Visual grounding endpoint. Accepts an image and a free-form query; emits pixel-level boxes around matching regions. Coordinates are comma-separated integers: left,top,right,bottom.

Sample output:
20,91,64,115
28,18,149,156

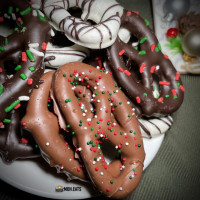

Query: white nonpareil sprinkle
125,142,129,146
94,115,97,118
46,142,50,146
87,118,91,121
92,161,96,165
84,127,87,130
92,94,95,98
127,101,130,104
18,96,30,101
100,172,104,176
32,10,37,16
29,47,44,57
28,43,39,48
94,86,97,90
12,13,16,20
31,4,40,9
102,86,105,89
50,29,55,37
156,65,160,70
119,187,123,191
97,83,100,85
97,100,100,103
82,113,86,116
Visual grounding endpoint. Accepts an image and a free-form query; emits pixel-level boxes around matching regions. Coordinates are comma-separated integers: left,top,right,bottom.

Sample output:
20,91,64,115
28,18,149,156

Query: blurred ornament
182,28,200,57
166,28,179,38
163,0,191,22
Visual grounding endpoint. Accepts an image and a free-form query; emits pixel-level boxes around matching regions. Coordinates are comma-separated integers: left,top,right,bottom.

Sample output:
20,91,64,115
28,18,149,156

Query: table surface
1,0,200,200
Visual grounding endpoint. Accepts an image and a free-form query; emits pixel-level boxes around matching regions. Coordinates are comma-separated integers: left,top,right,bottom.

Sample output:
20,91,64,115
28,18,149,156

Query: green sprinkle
15,65,21,71
96,121,100,124
14,27,19,32
117,150,121,154
19,20,23,25
173,95,178,99
144,93,148,96
110,128,113,132
35,144,39,148
129,176,133,180
120,132,123,135
177,82,180,87
153,86,155,91
133,132,136,135
145,19,149,26
135,46,138,50
65,99,71,103
114,104,118,108
113,90,116,93
139,50,146,55
130,130,133,133
67,124,70,128
95,133,98,137
102,91,105,94
21,27,27,32
0,85,4,95
155,47,160,52
3,119,11,123
39,15,47,22
5,100,20,113
132,168,136,172
140,37,148,44
63,74,66,77
128,114,131,118
110,180,114,184
70,74,73,77
119,102,122,105
8,7,13,15
138,144,141,147
83,94,86,97
0,46,4,51
29,66,35,72
20,73,27,80
26,49,35,62
109,92,112,96
4,38,8,45
72,131,75,135
92,143,95,147
165,94,170,98
20,7,31,16
158,43,162,50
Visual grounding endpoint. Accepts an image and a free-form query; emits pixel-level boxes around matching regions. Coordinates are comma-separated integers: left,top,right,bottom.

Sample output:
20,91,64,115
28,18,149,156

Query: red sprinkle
171,89,177,95
21,122,26,126
14,103,21,110
17,17,22,22
126,11,132,16
150,66,156,73
95,167,99,171
89,69,92,73
0,17,4,22
118,49,125,56
118,67,124,72
133,10,139,15
106,188,110,192
22,52,27,62
21,137,28,144
175,72,180,81
140,63,146,73
158,97,164,102
0,122,3,127
159,81,170,86
77,168,81,172
179,85,185,92
164,54,169,59
27,78,33,85
0,67,3,73
136,96,141,104
151,44,156,51
42,42,47,50
124,70,131,76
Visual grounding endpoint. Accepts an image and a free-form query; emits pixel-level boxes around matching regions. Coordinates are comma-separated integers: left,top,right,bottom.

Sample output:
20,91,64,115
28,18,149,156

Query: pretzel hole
100,140,120,163
50,30,75,47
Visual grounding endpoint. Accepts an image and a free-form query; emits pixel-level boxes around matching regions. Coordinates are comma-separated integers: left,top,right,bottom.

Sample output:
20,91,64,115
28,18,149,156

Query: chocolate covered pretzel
107,10,184,116
22,71,86,181
0,0,50,122
52,62,145,198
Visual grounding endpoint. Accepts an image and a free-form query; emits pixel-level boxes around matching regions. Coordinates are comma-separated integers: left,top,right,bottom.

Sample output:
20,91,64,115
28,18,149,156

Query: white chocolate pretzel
43,0,124,49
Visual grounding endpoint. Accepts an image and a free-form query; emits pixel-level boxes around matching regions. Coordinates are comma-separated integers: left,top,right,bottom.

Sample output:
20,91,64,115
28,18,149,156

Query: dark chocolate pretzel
52,62,145,198
0,109,40,163
107,10,184,116
0,0,50,122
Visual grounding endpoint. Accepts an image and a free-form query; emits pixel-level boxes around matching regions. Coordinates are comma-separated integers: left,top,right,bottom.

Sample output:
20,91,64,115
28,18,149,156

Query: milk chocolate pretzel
52,62,145,198
0,0,50,122
22,71,86,181
0,109,40,163
107,10,185,116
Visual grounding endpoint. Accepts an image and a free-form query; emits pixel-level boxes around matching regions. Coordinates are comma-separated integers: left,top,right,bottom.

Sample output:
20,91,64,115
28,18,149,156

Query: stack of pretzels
0,0,184,198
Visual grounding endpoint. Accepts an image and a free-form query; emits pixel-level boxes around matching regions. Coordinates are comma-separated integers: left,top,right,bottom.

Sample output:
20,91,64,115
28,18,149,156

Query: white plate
0,135,164,199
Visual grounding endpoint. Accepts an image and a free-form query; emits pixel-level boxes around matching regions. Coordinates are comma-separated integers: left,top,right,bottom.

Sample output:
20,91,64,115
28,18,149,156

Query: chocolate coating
0,0,50,122
52,62,145,198
107,10,184,116
0,109,40,163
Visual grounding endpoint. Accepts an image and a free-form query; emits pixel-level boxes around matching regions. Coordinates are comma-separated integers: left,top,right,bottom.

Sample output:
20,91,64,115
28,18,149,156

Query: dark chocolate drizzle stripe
107,10,184,116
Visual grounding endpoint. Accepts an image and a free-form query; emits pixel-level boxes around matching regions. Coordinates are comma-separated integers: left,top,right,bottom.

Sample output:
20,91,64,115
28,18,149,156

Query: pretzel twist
22,71,86,181
0,0,50,122
107,10,184,116
52,62,145,198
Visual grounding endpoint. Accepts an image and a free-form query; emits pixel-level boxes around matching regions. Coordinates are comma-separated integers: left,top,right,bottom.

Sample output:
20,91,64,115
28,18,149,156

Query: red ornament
166,28,179,38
